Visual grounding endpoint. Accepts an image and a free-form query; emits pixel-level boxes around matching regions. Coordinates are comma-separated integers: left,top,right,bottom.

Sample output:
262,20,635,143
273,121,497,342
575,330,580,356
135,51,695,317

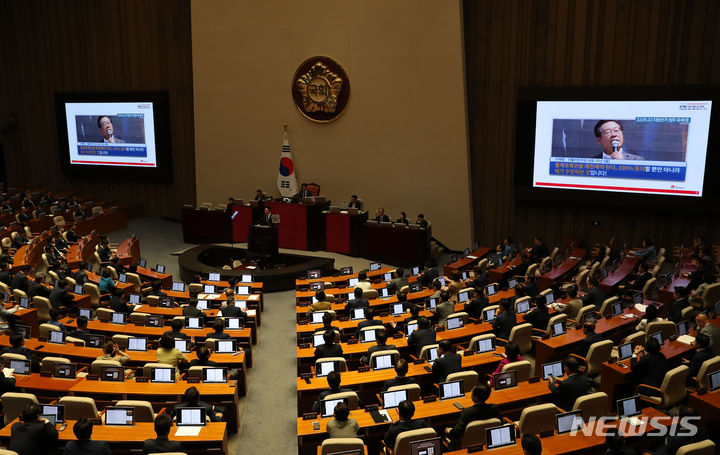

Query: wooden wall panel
0,0,195,219
464,0,720,251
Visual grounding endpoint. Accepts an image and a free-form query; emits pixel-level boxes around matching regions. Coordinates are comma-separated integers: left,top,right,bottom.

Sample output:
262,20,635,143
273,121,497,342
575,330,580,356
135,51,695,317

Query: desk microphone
611,139,619,154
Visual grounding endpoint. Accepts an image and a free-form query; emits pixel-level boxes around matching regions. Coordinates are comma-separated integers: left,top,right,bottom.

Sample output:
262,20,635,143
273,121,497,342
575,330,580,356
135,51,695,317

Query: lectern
248,225,278,256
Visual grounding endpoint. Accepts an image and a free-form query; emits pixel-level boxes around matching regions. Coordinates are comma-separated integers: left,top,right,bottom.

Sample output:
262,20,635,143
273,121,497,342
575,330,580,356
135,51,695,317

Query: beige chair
387,384,422,402
503,323,533,354
359,325,384,341
539,256,551,274
129,312,150,324
320,438,365,455
572,305,596,326
572,392,608,421
698,282,720,312
91,359,122,376
694,356,720,389
324,391,359,410
314,357,347,373
112,334,131,349
468,333,495,352
37,254,49,274
588,261,600,281
638,365,689,409
623,331,646,347
47,270,59,284
446,370,479,393
65,276,77,287
457,418,501,449
0,449,20,455
572,340,613,377
146,295,160,306
362,289,378,300
501,360,532,382
549,246,560,263
545,314,568,334
188,283,203,294
676,440,716,455
142,362,170,378
515,403,557,435
53,215,66,227
0,281,9,295
126,273,145,293
1,353,28,367
385,428,437,455
598,297,619,318
83,282,102,306
526,264,538,278
40,356,70,373
12,289,27,301
38,322,61,339
476,258,489,274
92,206,104,216
96,307,115,322
59,396,99,419
369,350,400,369
32,296,52,322
646,320,676,340
1,237,11,249
641,277,658,301
66,336,85,346
576,269,590,292
0,392,38,425
418,344,439,361
115,400,156,422
482,305,499,323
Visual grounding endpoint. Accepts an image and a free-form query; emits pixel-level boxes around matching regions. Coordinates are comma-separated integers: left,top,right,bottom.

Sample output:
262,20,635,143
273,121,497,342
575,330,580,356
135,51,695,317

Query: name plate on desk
134,321,145,326
347,339,359,345
300,373,313,380
135,376,149,383
392,332,404,339
413,359,426,365
423,396,437,403
72,341,84,346
299,343,310,349
302,412,318,420
358,366,370,373
187,377,201,384
468,444,483,453
298,320,309,325
463,350,474,356
86,374,99,381
364,405,378,412
40,371,52,377
528,377,540,384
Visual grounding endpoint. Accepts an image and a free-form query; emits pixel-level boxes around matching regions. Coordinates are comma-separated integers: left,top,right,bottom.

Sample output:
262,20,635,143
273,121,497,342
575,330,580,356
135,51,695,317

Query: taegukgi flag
277,124,299,198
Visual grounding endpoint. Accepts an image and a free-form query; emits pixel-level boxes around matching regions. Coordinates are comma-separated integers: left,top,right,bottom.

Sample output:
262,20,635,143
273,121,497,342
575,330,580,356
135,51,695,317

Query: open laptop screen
381,389,407,409
49,330,66,345
321,397,348,418
372,354,394,370
127,337,147,351
551,321,566,337
516,300,530,314
556,410,584,434
215,339,236,353
438,380,463,400
617,343,633,361
151,367,175,383
709,370,720,391
486,424,516,450
446,317,463,330
617,396,641,417
493,370,518,391
174,339,190,353
9,359,31,375
208,272,221,281
541,361,563,380
104,407,134,425
476,337,495,354
649,331,664,346
202,367,228,383
177,407,206,426
458,291,470,303
316,361,338,378
41,404,64,424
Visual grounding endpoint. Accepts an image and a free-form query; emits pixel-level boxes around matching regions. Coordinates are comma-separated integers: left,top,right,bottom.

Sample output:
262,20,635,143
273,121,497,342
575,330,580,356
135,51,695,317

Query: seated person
68,315,89,341
9,403,59,454
630,337,668,388
220,296,247,319
97,341,130,365
46,308,66,331
162,318,189,340
311,371,351,413
148,280,167,297
313,312,340,336
559,286,583,326
447,270,463,296
345,287,369,311
395,211,409,226
356,307,383,337
418,262,439,287
522,296,550,330
308,290,332,312
576,321,603,358
172,386,223,422
655,406,707,455
431,340,462,383
548,356,589,410
49,279,74,312
182,299,204,318
634,304,663,333
106,286,132,315
206,318,231,340
313,330,343,361
64,417,111,455
347,194,361,209
364,329,396,364
326,402,359,438
391,269,408,290
492,299,516,340
382,400,429,449
97,267,116,293
356,272,372,291
3,332,40,372
582,278,606,308
489,342,522,386
445,384,501,445
685,333,715,381
415,214,428,229
375,207,390,222
189,345,219,368
156,334,189,375
97,240,113,263
431,290,454,327
407,316,436,357
624,261,652,292
632,238,657,262
381,359,417,392
465,288,489,319
72,262,89,285
668,286,691,323
143,414,183,455
521,434,542,455
28,273,51,299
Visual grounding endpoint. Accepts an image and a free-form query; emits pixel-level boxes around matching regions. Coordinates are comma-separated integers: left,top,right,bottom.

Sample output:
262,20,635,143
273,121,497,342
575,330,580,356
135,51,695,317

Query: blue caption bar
549,161,686,181
77,145,148,158
635,117,690,123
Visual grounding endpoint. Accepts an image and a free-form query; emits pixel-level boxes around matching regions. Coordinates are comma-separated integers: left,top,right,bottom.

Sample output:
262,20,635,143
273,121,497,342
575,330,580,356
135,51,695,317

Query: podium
248,225,278,256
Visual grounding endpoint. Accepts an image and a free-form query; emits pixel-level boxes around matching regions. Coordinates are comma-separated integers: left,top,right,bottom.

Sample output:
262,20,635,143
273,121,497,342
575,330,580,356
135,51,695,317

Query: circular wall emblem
292,56,350,123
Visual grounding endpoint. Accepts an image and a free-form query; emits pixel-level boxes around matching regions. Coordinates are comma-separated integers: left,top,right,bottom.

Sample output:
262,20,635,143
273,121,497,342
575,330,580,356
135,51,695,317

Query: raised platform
177,245,335,292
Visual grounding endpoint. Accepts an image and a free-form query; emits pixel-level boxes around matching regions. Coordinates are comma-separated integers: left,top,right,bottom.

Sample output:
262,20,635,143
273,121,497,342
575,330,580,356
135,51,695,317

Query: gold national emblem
292,56,350,123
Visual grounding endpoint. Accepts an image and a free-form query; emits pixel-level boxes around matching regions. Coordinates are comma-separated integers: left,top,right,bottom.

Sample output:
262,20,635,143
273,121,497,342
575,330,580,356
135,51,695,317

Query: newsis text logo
569,416,700,437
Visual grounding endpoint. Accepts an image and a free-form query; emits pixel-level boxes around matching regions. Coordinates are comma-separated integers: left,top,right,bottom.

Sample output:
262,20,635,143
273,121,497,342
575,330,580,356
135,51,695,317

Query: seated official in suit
347,194,362,210
685,333,716,381
312,371,352,413
381,359,418,392
364,329,396,364
206,318,232,340
432,340,462,383
593,119,644,160
314,312,341,336
559,286,583,327
415,213,428,229
444,384,501,445
418,262,439,287
383,400,430,449
523,296,550,330
375,207,390,222
64,417,111,455
391,269,408,290
407,317,436,357
548,357,589,410
68,316,89,341
667,286,691,323
345,287,369,311
631,238,657,262
172,386,223,422
356,307,383,337
296,183,312,200
464,288,489,319
696,313,720,356
309,290,332,313
163,318,189,340
492,299,516,340
143,414,183,455
326,402,359,438
395,211,409,226
255,207,275,227
9,404,59,454
27,273,50,299
431,291,454,327
182,299,204,318
635,304,663,333
576,321,603,358
630,337,668,387
220,296,247,319
3,332,40,372
522,434,543,455
583,278,607,307
314,330,343,361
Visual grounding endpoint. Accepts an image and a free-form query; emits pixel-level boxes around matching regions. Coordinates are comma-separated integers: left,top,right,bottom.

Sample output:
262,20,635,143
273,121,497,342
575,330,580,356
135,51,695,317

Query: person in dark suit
582,278,606,308
530,236,549,262
381,359,418,391
143,414,183,454
313,312,340,336
666,286,690,323
548,356,589,410
107,287,132,315
172,386,223,422
68,316,89,342
206,319,231,340
445,383,501,444
2,333,40,372
162,318,189,340
26,273,49,299
415,214,428,229
625,261,652,292
347,194,361,209
523,296,550,330
0,368,16,397
0,261,11,286
465,289,489,319
49,279,74,311
220,296,247,319
630,337,668,387
576,321,604,358
296,183,312,200
383,400,430,449
97,240,112,263
375,207,390,222
492,299,516,340
256,207,275,227
182,299,204,318
685,333,715,381
419,262,439,287
8,403,59,454
655,406,706,455
17,207,31,224
65,224,79,243
407,317,436,357
356,308,383,338
64,417,111,455
188,346,219,368
432,340,462,383
345,287,369,311
395,211,409,226
311,371,352,413
366,330,397,358
313,330,343,361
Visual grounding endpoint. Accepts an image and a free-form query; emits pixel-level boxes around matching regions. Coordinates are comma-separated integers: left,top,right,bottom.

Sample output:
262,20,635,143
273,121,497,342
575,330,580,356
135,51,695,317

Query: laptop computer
78,308,92,320
360,329,378,343
709,370,720,391
174,339,190,353
612,302,624,317
155,264,166,274
202,367,228,383
485,284,497,296
54,363,76,379
617,396,641,418
426,297,438,309
128,294,141,305
225,317,244,330
86,334,104,348
381,389,407,409
15,324,30,340
617,342,633,361
127,337,147,351
458,291,470,303
556,410,584,434
307,269,321,279
550,321,566,337
372,353,394,370
446,316,464,330
649,331,664,346
476,337,495,354
100,366,125,382
172,282,185,292
208,272,221,282
390,303,405,316
483,307,497,322
9,359,31,375
176,407,207,426
438,380,464,400
310,312,325,324
370,262,381,271
633,293,644,304
18,297,29,309
349,308,364,321
383,272,393,281
241,274,253,283
340,266,353,276
146,315,163,327
204,284,216,293
378,287,391,298
461,270,470,280
104,406,134,425
49,330,66,345
236,285,251,295
185,317,203,329
508,278,518,289
73,284,84,294
348,277,359,287
138,259,147,268
150,366,175,383
545,292,555,305
405,322,418,336
542,361,564,380
486,423,517,450
492,370,518,391
118,273,127,283
676,321,689,336
516,300,530,314
40,404,64,424
426,347,439,363
408,282,421,292
411,266,421,276
215,339,236,353
110,312,126,325
321,397,348,418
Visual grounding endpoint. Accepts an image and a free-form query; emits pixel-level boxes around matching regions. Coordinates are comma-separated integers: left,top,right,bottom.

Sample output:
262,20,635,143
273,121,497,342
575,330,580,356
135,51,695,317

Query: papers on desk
175,426,202,437
677,335,696,345
247,309,256,317
626,416,643,427
248,294,260,300
634,303,648,312
245,266,257,270
466,255,477,260
620,314,636,319
2,368,13,378
198,293,222,300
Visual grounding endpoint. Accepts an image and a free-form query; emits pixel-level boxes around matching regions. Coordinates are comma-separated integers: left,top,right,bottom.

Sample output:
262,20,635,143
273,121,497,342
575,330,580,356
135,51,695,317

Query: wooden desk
600,340,694,406
325,211,368,256
657,263,695,305
689,389,720,435
295,289,435,319
537,248,586,291
74,211,127,237
136,266,173,287
116,237,140,266
0,418,228,454
295,267,396,289
443,247,491,277
182,206,231,244
600,255,639,294
488,249,530,284
268,200,330,251
362,222,431,268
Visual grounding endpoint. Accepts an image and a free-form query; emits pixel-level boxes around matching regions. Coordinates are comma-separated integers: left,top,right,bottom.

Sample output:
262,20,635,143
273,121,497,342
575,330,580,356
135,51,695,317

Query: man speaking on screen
97,115,125,143
593,119,643,160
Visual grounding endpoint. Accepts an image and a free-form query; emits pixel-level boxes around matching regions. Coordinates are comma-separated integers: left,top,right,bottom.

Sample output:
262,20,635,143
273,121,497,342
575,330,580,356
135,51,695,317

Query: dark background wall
0,0,195,219
464,0,720,251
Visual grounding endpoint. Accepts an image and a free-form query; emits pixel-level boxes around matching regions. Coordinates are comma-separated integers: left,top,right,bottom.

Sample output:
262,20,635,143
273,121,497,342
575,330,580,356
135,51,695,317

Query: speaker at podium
248,214,279,256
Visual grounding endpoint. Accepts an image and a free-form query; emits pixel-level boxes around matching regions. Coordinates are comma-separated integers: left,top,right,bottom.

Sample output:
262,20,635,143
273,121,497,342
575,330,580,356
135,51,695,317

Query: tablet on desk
381,389,407,409
150,367,175,383
104,406,134,426
486,423,516,450
176,407,206,426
